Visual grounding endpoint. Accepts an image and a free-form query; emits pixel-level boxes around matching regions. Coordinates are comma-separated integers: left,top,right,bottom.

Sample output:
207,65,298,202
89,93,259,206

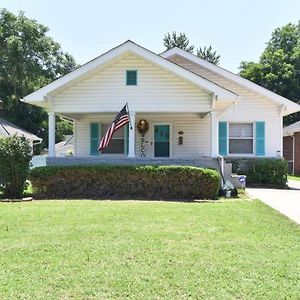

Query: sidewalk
288,179,300,190
246,182,300,224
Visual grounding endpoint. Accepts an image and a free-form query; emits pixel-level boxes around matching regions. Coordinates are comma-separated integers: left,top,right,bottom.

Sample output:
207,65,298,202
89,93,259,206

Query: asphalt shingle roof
0,117,42,142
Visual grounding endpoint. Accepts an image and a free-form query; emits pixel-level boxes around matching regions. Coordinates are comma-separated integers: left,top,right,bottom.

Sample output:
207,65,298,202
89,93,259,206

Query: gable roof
161,47,300,116
0,117,42,143
283,121,300,136
23,40,237,105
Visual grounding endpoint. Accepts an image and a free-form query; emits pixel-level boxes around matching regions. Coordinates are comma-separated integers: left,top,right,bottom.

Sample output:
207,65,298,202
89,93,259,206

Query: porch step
46,157,220,170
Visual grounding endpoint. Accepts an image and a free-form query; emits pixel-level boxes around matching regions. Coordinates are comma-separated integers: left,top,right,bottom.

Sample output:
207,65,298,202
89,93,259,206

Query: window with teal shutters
219,122,228,155
256,121,265,156
90,123,100,155
126,70,137,85
229,123,253,154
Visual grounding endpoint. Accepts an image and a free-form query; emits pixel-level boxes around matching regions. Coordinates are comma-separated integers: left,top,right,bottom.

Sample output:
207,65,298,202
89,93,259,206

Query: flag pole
126,102,133,130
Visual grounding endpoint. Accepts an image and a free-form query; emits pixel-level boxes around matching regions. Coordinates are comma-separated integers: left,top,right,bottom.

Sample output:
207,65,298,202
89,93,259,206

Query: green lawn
288,175,300,182
0,200,299,299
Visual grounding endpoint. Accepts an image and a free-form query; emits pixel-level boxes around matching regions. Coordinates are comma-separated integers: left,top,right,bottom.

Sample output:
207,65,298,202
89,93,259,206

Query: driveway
246,180,300,225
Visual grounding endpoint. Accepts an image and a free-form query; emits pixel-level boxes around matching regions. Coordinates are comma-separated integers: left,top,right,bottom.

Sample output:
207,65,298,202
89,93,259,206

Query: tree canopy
163,31,220,65
163,31,194,53
0,8,77,151
240,22,300,125
196,45,220,65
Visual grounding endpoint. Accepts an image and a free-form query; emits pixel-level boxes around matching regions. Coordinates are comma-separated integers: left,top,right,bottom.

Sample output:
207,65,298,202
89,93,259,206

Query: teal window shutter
219,122,228,156
124,124,129,155
126,70,137,85
90,123,99,156
256,121,265,156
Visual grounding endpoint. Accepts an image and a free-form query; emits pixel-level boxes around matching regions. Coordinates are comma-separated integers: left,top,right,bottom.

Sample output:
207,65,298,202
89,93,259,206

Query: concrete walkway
246,180,300,225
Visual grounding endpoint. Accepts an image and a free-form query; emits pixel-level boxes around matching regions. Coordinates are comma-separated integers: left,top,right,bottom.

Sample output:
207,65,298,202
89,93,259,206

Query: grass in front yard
0,199,299,299
288,175,300,182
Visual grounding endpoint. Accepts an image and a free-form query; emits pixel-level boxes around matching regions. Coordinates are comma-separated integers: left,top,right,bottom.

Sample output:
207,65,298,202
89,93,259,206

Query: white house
23,41,300,164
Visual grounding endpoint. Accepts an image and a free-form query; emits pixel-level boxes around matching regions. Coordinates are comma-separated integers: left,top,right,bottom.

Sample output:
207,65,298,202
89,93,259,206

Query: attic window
126,70,137,85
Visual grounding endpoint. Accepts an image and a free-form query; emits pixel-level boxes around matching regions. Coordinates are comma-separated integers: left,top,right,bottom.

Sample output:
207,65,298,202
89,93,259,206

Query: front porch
48,112,219,159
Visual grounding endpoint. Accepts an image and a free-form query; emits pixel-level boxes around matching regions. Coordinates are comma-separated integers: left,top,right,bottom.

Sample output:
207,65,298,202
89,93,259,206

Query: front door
154,125,170,157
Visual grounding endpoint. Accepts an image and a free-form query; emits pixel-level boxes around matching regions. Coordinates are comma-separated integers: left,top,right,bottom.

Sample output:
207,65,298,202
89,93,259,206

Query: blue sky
1,0,300,72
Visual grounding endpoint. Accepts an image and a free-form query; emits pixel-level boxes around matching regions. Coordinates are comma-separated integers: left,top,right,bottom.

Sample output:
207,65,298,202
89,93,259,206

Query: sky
1,0,300,73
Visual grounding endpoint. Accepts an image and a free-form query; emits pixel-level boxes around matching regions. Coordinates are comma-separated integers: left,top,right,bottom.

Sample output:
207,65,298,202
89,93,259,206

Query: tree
240,22,300,125
196,45,220,65
0,9,77,151
163,31,194,52
0,135,32,199
163,31,220,65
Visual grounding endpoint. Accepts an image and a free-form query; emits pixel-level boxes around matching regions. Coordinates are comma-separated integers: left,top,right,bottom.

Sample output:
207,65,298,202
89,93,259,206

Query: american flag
98,105,130,151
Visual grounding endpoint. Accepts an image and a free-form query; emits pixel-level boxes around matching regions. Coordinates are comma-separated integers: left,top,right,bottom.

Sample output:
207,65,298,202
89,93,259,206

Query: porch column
48,112,56,157
210,111,218,157
128,111,136,157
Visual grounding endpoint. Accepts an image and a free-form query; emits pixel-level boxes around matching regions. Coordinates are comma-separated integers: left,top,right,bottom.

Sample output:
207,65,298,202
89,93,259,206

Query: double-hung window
229,123,254,154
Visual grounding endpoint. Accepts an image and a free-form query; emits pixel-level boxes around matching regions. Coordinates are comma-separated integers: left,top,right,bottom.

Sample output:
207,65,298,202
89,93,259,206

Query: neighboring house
283,121,300,175
0,117,42,149
55,135,74,156
22,40,300,166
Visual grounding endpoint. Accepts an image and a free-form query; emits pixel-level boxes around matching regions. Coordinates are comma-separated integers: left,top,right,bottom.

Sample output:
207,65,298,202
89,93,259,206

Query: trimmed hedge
30,165,221,200
228,158,288,187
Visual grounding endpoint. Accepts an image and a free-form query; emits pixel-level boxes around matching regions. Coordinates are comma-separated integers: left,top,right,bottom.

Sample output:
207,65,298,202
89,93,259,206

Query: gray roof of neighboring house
55,135,74,150
283,121,300,136
0,117,42,142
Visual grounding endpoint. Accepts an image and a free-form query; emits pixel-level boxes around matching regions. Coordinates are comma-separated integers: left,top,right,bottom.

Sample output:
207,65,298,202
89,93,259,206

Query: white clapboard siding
167,55,282,156
74,113,211,157
53,53,212,113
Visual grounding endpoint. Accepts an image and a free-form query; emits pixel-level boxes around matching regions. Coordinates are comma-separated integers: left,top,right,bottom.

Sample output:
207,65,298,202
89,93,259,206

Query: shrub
228,158,288,187
30,165,221,200
0,135,32,198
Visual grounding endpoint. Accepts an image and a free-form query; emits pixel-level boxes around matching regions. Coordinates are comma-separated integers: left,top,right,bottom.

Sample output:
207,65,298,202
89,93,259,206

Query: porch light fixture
137,119,149,157
178,131,184,145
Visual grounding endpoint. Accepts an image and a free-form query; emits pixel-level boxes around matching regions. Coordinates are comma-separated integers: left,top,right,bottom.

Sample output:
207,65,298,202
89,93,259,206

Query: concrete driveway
246,180,300,225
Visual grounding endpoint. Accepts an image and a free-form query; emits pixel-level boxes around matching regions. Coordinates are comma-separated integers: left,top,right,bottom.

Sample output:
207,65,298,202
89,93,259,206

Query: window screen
229,123,253,154
101,124,125,154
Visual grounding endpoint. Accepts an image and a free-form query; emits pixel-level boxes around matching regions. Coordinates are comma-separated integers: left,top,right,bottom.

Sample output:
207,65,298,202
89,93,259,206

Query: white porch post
128,111,136,157
210,111,219,157
48,112,56,157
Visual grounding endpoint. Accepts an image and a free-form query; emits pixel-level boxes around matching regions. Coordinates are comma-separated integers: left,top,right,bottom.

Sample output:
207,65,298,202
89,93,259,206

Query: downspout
217,155,225,183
